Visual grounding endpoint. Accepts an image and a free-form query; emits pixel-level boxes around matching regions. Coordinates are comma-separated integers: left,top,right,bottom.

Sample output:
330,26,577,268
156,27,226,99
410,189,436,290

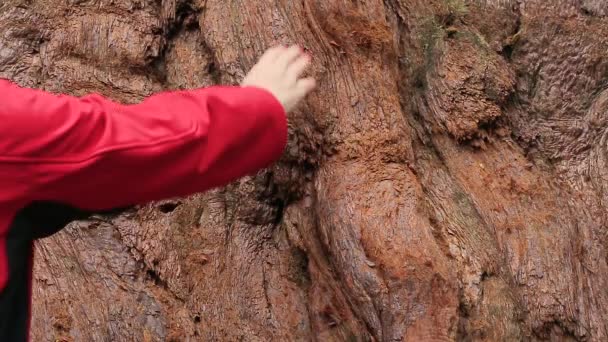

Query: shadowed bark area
0,0,607,340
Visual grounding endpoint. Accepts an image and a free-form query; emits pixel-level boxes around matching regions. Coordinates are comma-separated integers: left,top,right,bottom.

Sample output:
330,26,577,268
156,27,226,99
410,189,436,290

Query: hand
242,45,316,113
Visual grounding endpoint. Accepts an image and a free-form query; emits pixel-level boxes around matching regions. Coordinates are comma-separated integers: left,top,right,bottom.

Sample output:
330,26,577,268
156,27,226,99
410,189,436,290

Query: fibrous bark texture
1,0,607,340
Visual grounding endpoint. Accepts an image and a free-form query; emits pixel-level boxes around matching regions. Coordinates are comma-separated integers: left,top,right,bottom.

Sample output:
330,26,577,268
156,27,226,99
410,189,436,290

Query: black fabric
0,212,32,342
0,202,130,341
21,202,129,240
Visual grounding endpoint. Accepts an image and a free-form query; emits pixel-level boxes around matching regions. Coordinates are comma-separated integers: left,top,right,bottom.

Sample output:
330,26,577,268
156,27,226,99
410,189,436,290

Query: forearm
0,80,287,210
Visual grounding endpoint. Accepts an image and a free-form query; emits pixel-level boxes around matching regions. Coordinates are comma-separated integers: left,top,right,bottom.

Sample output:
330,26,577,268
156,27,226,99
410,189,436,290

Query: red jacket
0,79,287,341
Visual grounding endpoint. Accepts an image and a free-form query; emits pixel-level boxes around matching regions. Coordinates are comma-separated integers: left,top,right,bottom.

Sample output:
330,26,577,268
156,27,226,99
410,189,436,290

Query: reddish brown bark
1,0,607,340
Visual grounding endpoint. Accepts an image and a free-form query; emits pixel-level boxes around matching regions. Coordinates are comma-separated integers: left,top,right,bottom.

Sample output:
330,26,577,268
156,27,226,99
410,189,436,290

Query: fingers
288,53,312,79
252,44,316,111
260,45,285,63
296,77,316,96
277,45,303,69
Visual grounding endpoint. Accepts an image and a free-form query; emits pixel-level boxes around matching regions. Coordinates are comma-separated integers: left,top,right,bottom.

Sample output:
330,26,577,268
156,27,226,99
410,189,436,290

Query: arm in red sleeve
0,79,287,210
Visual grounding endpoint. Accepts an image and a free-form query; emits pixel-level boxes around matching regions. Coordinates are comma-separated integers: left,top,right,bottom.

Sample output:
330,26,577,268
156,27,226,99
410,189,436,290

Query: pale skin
242,45,316,113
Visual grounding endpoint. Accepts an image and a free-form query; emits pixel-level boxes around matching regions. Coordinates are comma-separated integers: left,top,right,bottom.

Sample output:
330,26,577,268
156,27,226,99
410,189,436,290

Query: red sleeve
0,79,287,210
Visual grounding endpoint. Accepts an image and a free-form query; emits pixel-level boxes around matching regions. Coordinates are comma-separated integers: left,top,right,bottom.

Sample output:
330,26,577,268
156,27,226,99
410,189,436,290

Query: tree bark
0,0,607,340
